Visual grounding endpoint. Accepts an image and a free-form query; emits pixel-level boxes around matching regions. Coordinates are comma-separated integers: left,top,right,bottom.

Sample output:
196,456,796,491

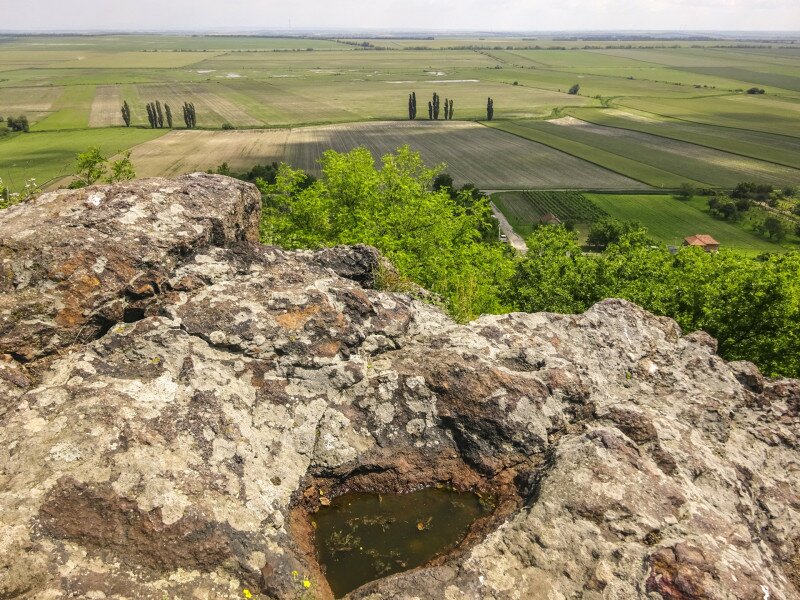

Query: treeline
120,100,197,129
254,147,800,379
406,92,495,120
704,182,800,241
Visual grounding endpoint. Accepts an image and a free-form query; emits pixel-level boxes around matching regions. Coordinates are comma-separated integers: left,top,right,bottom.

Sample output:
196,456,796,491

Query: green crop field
0,128,166,190
487,117,800,188
494,190,791,252
587,194,791,251
493,190,608,237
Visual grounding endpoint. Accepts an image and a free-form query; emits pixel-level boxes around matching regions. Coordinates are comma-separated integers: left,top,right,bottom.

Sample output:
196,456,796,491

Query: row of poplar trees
407,92,454,120
120,100,197,129
407,93,495,121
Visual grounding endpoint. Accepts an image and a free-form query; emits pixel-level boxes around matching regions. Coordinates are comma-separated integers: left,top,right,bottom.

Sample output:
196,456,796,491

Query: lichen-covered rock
0,175,798,600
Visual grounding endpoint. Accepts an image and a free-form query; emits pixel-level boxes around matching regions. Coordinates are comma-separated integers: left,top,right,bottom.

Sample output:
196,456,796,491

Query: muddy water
313,487,492,597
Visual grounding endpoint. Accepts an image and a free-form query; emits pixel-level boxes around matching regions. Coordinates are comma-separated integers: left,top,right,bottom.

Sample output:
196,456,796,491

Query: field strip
565,108,800,169
544,115,800,186
492,117,800,188
88,85,123,127
126,121,649,190
486,120,693,188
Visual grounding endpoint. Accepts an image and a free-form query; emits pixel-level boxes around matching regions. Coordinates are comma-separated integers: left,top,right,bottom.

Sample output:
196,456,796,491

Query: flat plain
1,33,799,251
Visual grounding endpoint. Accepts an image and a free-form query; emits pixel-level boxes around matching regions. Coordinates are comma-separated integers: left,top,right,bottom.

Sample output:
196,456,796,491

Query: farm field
488,117,800,188
493,190,788,252
0,128,166,189
588,194,795,251
564,108,800,169
493,190,607,238
124,121,646,189
0,33,799,205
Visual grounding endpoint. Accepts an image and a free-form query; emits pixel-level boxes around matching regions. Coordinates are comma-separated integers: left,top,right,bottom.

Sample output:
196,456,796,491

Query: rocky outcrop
0,174,798,600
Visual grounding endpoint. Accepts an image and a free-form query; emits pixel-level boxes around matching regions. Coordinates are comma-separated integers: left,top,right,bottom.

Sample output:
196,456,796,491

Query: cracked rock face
1,174,798,600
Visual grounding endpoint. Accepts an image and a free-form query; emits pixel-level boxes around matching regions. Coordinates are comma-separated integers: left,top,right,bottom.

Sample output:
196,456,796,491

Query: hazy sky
7,0,800,32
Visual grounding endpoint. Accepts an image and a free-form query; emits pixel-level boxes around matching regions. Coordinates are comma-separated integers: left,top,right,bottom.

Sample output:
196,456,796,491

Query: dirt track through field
128,121,646,189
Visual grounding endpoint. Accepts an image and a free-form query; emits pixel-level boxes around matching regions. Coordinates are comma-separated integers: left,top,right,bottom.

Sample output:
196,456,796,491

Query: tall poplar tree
156,101,164,128
145,103,156,128
121,101,131,127
486,97,494,121
165,104,173,128
448,99,454,120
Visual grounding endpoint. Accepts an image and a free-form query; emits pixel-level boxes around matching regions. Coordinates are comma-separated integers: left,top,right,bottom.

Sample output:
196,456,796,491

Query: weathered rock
0,175,798,600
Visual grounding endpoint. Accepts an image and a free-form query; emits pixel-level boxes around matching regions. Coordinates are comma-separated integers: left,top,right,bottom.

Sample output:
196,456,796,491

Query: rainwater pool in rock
313,487,491,597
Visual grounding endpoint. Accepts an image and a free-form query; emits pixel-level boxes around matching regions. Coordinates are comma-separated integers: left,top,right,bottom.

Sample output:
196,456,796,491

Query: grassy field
487,117,800,188
125,121,644,189
588,194,795,251
493,190,790,252
0,128,166,189
1,33,799,244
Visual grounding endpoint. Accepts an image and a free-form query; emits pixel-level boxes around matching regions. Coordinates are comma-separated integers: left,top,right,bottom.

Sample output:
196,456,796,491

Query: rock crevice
0,174,798,600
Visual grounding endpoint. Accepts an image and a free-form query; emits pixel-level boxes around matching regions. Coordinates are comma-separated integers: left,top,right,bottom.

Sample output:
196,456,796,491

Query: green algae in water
314,487,491,597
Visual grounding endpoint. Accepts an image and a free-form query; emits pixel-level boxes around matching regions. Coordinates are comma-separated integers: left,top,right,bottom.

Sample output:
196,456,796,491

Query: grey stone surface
0,174,797,600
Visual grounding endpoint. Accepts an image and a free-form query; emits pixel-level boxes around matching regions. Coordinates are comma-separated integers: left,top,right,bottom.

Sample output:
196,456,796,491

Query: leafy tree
508,226,800,378
708,196,740,220
568,84,580,95
408,92,419,120
432,173,454,192
121,101,131,127
182,102,197,129
761,216,788,241
107,151,136,183
677,182,696,200
145,103,156,128
75,147,108,186
6,116,29,132
256,146,514,321
732,182,772,201
587,217,646,249
165,103,173,128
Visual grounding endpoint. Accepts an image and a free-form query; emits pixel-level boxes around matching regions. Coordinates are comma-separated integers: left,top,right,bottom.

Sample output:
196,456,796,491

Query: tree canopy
249,147,799,379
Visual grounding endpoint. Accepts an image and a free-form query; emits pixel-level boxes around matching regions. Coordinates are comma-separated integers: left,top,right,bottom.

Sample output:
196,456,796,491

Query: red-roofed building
683,234,720,252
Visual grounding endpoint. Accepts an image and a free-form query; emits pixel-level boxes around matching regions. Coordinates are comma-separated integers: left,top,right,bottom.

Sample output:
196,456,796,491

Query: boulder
0,174,797,600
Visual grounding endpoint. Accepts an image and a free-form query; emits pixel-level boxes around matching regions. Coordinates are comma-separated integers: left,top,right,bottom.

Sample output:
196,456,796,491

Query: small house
683,234,720,252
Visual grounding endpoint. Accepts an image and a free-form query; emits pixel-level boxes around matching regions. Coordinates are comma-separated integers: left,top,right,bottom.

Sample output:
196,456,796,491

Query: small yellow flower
243,589,253,599
302,579,311,589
